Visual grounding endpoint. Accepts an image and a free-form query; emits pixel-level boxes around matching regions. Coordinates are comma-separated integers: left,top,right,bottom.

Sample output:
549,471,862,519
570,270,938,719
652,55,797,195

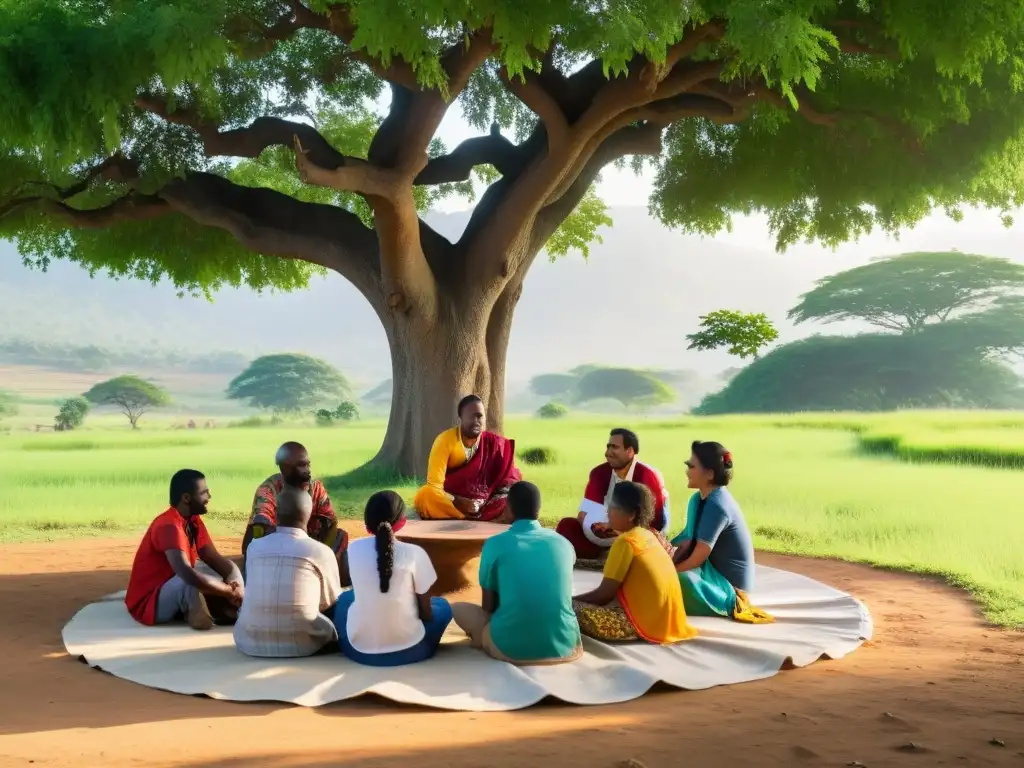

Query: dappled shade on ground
0,534,1021,766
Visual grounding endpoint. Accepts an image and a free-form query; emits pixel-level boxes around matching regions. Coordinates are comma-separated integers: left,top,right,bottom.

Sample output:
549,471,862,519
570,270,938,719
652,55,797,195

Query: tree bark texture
365,227,526,475
4,13,863,476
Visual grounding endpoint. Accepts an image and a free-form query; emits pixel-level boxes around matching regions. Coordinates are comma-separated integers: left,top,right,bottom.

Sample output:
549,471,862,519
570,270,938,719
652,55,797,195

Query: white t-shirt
345,535,437,654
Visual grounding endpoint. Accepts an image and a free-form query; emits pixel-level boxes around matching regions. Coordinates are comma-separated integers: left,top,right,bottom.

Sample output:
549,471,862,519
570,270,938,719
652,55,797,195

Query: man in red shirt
556,428,672,559
125,469,243,630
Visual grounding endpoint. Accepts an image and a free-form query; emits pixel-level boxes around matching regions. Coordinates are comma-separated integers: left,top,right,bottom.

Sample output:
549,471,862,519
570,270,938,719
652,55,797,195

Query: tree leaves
545,186,613,260
788,251,1024,332
83,374,172,427
3,0,1024,293
225,353,352,412
574,367,677,408
687,309,780,359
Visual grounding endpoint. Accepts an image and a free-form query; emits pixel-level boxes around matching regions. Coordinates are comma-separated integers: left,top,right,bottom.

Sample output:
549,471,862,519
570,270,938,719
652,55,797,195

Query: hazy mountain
3,205,1022,395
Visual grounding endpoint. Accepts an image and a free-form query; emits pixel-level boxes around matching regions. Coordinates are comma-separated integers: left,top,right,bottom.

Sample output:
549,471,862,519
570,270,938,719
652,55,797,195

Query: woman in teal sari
671,441,773,623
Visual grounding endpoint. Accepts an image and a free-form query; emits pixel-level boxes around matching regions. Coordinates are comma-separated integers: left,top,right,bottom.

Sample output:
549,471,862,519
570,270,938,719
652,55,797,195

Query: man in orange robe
413,395,522,523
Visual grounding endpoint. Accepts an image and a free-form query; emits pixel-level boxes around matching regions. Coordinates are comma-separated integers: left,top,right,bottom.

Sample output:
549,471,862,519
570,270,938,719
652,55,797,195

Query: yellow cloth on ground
604,528,698,644
573,600,638,641
413,427,476,520
733,589,775,624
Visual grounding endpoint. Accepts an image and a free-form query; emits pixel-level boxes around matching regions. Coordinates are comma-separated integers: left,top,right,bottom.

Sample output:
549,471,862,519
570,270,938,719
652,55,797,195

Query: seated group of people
124,393,771,669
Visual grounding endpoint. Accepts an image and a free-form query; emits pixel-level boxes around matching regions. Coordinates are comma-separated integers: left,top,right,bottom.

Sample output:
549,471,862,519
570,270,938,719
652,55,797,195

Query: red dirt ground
0,531,1021,767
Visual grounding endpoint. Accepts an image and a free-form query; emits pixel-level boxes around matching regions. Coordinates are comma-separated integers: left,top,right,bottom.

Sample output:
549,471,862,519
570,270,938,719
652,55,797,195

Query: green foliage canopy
2,1,1024,295
226,353,351,412
687,309,779,359
701,254,1024,414
334,400,359,420
536,401,569,419
696,333,1024,414
789,252,1024,333
55,396,91,430
83,375,172,427
529,373,579,398
574,367,676,409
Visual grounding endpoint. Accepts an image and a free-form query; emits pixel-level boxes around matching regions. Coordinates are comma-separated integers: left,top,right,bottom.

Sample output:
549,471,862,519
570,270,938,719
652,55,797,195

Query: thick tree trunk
369,277,521,479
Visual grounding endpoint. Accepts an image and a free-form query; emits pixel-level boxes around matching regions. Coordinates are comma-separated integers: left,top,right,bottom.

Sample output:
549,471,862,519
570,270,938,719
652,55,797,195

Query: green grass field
2,411,1023,628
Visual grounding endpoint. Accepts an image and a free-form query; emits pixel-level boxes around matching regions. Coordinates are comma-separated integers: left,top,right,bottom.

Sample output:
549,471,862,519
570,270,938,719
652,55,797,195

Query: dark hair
610,428,640,453
508,481,541,521
457,394,483,416
611,481,654,529
364,490,405,593
169,469,205,506
691,441,733,486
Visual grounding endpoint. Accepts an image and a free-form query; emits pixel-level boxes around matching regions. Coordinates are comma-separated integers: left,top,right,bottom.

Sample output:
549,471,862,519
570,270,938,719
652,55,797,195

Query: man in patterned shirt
242,442,348,584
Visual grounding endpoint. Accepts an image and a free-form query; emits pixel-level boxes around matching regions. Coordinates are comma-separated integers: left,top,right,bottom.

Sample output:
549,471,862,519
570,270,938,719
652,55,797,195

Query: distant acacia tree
687,309,779,360
55,396,91,431
227,354,351,413
789,252,1024,333
530,373,580,399
575,368,676,410
83,375,171,428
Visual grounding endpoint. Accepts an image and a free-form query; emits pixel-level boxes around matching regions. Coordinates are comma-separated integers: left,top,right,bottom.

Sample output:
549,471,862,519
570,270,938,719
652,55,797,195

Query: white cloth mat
62,565,872,711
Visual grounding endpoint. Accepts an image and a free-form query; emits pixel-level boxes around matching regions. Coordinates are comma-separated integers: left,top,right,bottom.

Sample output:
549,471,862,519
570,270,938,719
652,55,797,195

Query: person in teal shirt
452,481,583,665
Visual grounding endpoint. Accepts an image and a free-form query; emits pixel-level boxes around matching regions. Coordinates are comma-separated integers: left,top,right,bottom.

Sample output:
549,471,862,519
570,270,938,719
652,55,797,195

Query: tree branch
228,0,331,58
1,154,141,221
499,66,569,151
440,27,497,95
156,172,381,293
39,194,170,228
1,181,167,226
531,123,666,253
323,5,420,89
414,126,523,185
825,19,899,59
752,84,839,128
662,20,727,71
543,92,736,205
367,30,496,172
135,95,358,168
293,135,404,196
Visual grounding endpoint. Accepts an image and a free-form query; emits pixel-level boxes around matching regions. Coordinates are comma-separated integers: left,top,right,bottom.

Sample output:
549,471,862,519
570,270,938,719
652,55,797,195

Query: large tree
3,2,1024,473
226,353,351,412
83,375,172,428
574,367,676,409
789,252,1024,333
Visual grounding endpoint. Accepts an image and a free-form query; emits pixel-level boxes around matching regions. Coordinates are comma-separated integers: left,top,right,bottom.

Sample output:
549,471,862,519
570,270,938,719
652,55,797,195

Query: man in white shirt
233,487,342,658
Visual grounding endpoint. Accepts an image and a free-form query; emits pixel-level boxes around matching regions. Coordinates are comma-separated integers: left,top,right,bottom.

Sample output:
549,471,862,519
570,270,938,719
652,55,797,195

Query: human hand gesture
227,580,244,607
454,497,480,518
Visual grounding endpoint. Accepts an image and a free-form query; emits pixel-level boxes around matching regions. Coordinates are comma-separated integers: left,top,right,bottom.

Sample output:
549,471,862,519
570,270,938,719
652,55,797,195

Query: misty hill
3,206,1022,396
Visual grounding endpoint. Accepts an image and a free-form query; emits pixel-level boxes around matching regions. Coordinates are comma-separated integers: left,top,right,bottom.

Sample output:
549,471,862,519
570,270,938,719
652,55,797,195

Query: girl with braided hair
331,491,453,666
